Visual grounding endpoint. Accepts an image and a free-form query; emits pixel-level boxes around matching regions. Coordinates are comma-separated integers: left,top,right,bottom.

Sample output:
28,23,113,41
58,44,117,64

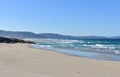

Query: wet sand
0,43,120,77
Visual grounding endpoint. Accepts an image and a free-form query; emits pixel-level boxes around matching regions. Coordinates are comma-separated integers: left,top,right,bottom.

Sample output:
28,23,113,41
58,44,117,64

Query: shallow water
30,39,120,61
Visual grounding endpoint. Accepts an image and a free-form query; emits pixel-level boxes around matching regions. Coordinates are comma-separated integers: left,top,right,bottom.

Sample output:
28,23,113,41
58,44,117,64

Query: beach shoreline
0,43,120,77
30,44,120,61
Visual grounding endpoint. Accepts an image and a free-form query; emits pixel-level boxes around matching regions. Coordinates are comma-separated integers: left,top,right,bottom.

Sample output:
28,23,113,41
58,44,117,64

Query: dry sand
0,43,120,77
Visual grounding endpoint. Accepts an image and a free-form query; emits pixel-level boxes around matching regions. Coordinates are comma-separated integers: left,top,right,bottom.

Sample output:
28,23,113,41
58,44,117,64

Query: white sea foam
32,39,120,52
115,51,119,54
37,39,81,45
30,39,120,61
93,44,107,48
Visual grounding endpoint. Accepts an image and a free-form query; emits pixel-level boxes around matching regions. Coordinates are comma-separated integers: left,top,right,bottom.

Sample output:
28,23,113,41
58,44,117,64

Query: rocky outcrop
0,37,35,44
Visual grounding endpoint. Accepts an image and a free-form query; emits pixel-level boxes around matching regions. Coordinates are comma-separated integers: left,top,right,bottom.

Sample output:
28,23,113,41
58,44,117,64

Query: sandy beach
0,43,120,77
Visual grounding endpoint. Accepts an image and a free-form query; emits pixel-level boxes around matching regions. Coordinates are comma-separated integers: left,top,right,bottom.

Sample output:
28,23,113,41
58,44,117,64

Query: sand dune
0,43,120,77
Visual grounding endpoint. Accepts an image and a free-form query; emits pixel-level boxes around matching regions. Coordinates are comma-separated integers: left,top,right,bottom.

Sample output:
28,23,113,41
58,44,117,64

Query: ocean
30,39,120,61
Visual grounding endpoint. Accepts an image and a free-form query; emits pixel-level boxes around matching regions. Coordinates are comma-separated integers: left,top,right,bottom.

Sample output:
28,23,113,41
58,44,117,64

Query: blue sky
0,0,120,36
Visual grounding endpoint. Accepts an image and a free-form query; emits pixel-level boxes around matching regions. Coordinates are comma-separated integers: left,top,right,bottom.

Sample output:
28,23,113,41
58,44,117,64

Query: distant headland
0,30,120,39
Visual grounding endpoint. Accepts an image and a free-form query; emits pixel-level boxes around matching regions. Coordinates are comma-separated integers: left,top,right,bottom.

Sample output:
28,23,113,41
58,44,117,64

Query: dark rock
0,37,35,44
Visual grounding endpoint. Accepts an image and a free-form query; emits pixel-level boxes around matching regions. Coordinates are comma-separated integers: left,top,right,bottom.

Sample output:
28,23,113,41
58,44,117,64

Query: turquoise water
31,39,120,61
